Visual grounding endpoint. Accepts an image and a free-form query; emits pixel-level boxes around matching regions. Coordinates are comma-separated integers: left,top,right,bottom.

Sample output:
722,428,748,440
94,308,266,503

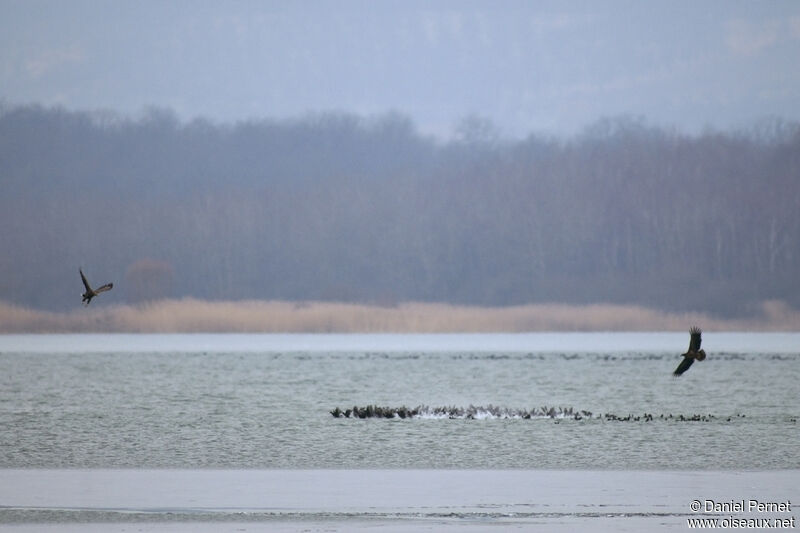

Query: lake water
1,333,798,531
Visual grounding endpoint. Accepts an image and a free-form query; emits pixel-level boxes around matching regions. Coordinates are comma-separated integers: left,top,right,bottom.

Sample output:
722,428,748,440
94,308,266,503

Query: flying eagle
80,268,113,305
673,326,706,376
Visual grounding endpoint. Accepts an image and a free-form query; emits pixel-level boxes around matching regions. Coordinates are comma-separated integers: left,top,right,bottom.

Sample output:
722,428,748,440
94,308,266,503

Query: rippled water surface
2,333,798,469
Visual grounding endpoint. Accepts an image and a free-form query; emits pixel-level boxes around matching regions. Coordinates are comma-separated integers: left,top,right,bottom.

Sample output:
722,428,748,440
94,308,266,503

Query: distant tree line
1,104,798,316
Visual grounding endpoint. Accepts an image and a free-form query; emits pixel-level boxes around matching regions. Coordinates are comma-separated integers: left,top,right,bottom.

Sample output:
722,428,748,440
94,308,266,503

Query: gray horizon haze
2,0,800,138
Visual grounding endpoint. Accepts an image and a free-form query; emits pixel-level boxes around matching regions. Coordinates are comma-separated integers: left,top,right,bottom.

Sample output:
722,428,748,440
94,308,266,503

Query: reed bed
1,299,799,333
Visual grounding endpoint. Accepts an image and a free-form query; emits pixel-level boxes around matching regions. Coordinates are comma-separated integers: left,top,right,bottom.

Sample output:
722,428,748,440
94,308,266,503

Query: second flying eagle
80,268,113,306
673,326,706,376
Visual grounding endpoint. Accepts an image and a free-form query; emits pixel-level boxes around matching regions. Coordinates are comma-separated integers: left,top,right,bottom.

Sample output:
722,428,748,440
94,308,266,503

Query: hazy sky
2,0,799,138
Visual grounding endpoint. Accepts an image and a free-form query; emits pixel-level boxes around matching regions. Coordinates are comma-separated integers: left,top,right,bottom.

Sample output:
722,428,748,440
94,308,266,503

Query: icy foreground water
0,333,798,531
0,469,798,532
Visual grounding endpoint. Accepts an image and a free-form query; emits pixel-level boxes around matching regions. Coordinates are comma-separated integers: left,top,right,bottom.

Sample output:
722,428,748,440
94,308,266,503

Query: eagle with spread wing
673,326,706,376
80,268,113,305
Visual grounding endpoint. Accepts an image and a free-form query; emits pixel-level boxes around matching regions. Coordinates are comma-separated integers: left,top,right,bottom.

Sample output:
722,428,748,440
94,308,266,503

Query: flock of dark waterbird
330,405,750,423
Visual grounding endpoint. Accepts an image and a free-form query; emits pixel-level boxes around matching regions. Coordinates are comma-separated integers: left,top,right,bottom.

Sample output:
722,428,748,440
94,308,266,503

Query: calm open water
0,333,798,531
1,333,798,469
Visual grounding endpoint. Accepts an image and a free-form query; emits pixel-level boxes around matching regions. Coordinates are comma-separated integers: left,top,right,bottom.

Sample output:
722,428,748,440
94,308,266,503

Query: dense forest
1,104,798,316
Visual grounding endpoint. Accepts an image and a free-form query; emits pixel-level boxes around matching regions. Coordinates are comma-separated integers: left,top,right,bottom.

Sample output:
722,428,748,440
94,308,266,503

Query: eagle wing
95,283,113,294
79,269,93,292
689,327,702,352
673,356,694,376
